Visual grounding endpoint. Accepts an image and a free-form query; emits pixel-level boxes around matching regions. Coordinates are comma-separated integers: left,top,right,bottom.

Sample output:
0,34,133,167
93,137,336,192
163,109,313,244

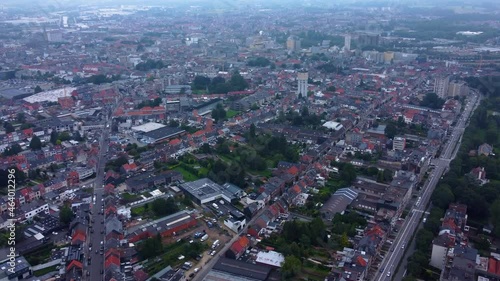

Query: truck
200,234,209,242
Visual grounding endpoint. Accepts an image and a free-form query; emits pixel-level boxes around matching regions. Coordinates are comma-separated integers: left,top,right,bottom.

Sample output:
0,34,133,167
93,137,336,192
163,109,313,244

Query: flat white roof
323,121,344,130
255,251,285,267
23,87,76,103
131,122,166,133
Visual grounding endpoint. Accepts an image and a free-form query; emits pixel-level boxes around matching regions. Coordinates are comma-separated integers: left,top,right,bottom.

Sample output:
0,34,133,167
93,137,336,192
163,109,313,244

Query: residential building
344,34,352,51
297,70,308,98
430,204,469,270
434,76,451,99
393,136,406,151
286,36,301,52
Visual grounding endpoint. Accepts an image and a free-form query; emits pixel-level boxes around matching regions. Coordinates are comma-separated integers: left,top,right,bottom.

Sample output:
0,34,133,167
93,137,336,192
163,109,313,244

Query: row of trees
86,74,121,85
211,103,227,123
137,97,162,109
192,72,248,94
247,57,271,67
420,92,445,109
135,59,166,71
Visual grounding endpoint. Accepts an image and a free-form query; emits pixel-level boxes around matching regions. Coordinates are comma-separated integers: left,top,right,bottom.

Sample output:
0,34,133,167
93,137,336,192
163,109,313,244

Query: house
124,171,182,193
225,236,250,259
430,203,469,270
478,143,493,156
224,217,247,233
121,162,138,174
469,167,489,186
127,210,197,243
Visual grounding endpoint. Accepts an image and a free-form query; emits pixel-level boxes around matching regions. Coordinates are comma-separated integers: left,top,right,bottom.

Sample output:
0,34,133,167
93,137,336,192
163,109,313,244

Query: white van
212,203,219,209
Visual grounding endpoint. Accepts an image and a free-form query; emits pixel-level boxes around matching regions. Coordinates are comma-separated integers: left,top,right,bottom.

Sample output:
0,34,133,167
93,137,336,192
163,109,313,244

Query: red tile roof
66,260,83,271
105,255,120,268
356,255,367,267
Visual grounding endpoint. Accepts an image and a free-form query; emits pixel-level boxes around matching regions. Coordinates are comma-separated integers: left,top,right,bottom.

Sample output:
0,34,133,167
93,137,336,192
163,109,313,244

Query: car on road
387,272,391,277
379,267,384,273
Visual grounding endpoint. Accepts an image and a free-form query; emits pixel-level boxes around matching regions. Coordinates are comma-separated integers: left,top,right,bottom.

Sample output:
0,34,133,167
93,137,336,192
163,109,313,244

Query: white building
344,34,352,51
76,167,95,180
322,121,344,131
46,31,63,42
255,251,285,268
223,217,246,233
434,76,450,99
393,136,406,151
18,202,49,222
297,71,308,98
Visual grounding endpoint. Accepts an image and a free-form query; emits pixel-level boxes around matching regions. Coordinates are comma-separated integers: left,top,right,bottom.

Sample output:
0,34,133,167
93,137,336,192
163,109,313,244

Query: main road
84,108,113,281
374,91,480,281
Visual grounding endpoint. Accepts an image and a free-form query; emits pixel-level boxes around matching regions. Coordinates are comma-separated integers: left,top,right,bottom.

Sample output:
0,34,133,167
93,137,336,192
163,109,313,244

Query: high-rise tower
297,71,309,98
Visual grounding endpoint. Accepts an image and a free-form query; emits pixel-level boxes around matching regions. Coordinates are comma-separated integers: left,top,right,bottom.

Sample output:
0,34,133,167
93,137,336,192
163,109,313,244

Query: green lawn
122,193,141,202
226,110,240,118
33,265,58,276
131,206,146,217
174,166,199,182
192,89,207,95
144,241,208,275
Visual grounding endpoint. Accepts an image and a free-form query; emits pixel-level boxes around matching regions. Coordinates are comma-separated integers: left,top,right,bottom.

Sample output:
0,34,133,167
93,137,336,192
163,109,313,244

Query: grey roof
105,216,123,235
211,257,272,281
320,188,358,220
142,126,185,142
180,178,238,202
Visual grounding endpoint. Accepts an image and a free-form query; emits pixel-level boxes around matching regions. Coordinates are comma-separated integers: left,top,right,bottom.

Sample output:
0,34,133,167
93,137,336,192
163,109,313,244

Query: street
84,111,112,281
373,91,479,281
191,207,267,281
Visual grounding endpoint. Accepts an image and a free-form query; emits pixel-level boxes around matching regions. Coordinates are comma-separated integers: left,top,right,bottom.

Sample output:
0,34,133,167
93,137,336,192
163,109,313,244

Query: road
84,110,112,281
373,91,480,281
191,207,267,281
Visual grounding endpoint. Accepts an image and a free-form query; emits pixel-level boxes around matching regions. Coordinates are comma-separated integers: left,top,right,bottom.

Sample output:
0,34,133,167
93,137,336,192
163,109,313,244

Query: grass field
33,265,58,277
174,166,199,182
226,110,240,118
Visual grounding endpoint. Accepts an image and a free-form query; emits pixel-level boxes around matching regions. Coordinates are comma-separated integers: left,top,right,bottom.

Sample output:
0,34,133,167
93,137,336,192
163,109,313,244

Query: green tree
50,131,59,145
58,132,71,141
211,103,226,123
490,199,500,237
432,184,455,209
59,205,74,225
229,71,248,91
249,123,256,139
151,197,179,217
420,92,445,109
139,235,163,259
168,119,179,127
34,85,43,94
3,144,23,156
29,135,42,150
3,122,14,134
281,255,302,280
340,232,349,247
16,113,26,123
339,163,357,183
385,123,398,139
